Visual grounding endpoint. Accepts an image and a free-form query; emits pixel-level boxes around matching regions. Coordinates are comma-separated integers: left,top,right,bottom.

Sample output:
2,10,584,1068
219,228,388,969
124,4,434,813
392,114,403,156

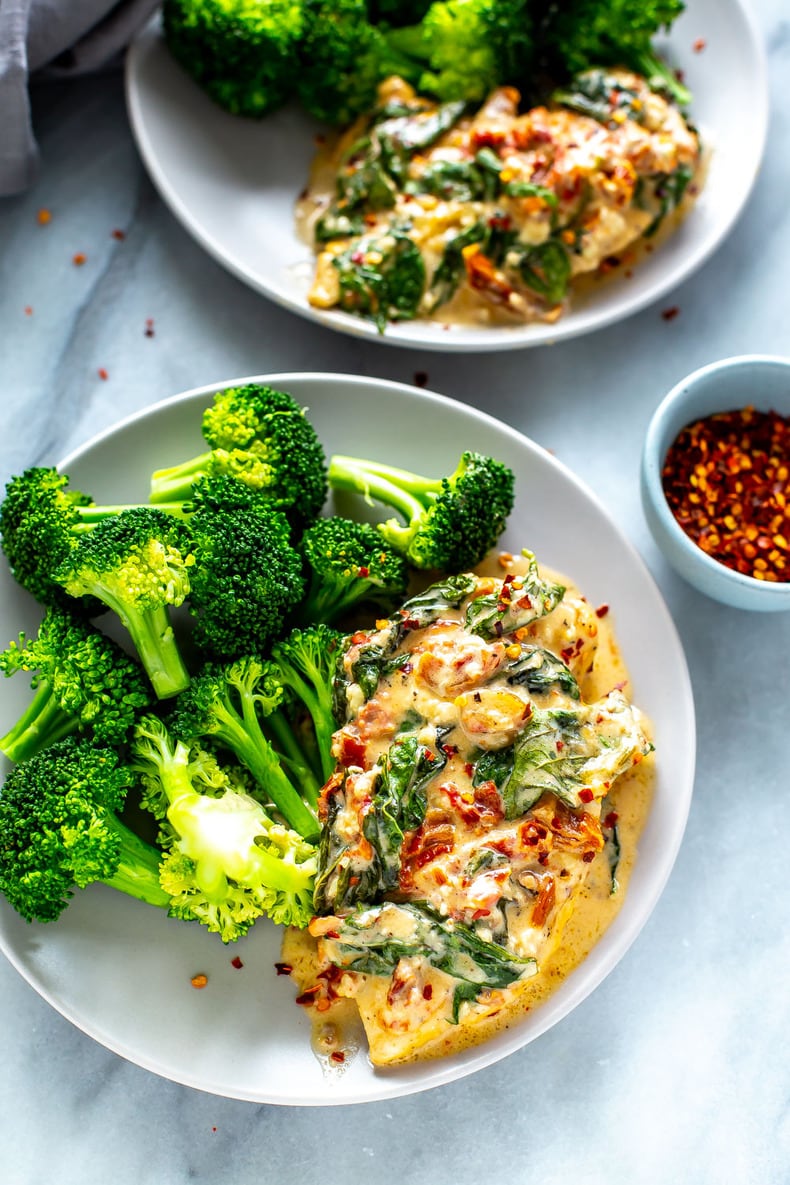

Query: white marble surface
1,3,789,1181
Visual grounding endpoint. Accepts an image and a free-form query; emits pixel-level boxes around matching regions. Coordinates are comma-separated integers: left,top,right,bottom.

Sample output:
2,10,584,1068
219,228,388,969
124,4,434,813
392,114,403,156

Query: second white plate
125,0,767,352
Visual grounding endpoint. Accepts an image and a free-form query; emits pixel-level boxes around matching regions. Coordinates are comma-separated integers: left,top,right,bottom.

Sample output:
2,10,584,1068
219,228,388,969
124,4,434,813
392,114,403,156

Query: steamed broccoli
53,508,193,701
298,516,408,625
132,716,317,940
385,0,534,104
297,0,394,126
186,484,305,659
149,384,327,530
0,607,152,763
162,0,304,118
328,449,515,570
171,656,319,838
0,467,186,609
0,737,171,924
271,625,342,783
540,0,691,107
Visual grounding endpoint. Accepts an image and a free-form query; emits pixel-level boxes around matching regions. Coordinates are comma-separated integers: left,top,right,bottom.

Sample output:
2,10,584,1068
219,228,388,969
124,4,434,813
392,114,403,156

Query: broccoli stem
149,453,213,504
631,47,691,106
263,709,322,807
102,598,190,701
211,697,319,839
102,818,171,909
0,681,78,762
328,456,432,523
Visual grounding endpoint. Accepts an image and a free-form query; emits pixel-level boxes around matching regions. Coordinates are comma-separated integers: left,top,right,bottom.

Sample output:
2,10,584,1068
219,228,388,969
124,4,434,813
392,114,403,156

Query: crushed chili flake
111,228,126,241
330,1050,346,1064
661,306,680,321
578,788,594,804
24,306,33,316
692,37,707,52
422,984,433,1000
37,208,52,225
603,811,619,829
414,371,429,388
662,406,790,581
230,955,244,969
72,252,87,266
595,603,610,618
190,973,208,989
97,368,109,381
144,318,155,338
274,962,293,975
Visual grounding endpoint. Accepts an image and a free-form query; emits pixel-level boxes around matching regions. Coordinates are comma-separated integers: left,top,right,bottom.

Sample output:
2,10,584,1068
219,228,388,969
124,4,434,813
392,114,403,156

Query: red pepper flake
295,985,322,1006
595,603,610,618
111,228,126,241
191,973,208,989
72,252,87,267
472,908,491,919
211,1127,217,1133
274,962,293,976
692,37,706,52
144,318,155,338
97,368,109,381
661,305,680,321
603,811,619,829
422,984,433,1000
230,955,244,969
662,405,790,581
357,565,370,578
579,788,594,804
330,1050,346,1064
414,371,429,388
24,306,33,316
441,743,458,757
37,208,52,225
582,850,596,863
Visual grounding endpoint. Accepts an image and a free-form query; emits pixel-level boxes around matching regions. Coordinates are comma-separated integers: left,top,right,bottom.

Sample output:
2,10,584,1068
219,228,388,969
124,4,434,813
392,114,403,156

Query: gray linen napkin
0,0,159,195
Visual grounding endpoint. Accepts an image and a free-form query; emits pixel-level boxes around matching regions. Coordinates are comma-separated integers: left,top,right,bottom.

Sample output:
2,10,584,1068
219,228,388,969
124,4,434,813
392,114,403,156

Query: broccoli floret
541,0,691,107
385,0,534,104
298,516,408,625
149,384,327,530
132,717,317,940
0,737,171,923
186,482,305,659
271,625,342,784
162,0,304,117
0,607,153,763
328,450,515,571
171,656,319,838
53,508,193,701
297,0,393,125
0,467,187,610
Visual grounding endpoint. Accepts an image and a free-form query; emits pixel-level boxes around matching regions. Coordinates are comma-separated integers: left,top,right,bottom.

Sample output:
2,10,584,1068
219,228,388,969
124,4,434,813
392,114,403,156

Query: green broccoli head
132,715,317,939
299,515,409,625
0,467,98,608
0,736,170,923
162,0,304,117
542,0,690,105
271,624,343,783
186,492,305,659
53,507,193,700
386,0,534,103
328,449,515,571
0,607,153,762
150,384,328,530
172,657,319,838
297,0,390,126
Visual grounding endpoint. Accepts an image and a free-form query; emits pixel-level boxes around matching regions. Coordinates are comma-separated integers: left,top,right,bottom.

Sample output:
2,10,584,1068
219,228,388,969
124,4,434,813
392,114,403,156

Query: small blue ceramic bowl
641,355,790,611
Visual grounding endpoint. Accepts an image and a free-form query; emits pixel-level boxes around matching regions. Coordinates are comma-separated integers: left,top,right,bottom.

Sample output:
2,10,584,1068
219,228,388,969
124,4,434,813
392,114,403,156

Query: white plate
125,1,766,352
0,374,695,1103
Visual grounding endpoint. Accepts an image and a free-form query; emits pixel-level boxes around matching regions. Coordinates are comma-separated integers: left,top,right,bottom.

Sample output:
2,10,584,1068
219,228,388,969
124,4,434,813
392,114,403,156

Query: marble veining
1,3,789,1182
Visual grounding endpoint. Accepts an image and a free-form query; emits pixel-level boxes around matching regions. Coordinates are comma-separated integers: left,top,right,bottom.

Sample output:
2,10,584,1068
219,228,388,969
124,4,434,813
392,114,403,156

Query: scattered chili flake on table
230,955,244,969
37,209,52,225
661,405,790,581
692,37,707,52
661,306,680,321
191,973,209,989
144,318,155,337
111,228,126,241
72,252,87,266
24,306,33,317
97,367,109,381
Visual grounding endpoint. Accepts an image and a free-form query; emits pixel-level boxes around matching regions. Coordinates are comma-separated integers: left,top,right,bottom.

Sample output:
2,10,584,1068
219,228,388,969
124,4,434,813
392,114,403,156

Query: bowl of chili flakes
641,355,790,611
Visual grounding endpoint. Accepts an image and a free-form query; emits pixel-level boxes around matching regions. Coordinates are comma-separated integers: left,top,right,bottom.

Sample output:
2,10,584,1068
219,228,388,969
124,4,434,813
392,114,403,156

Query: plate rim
124,2,768,353
0,372,696,1103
